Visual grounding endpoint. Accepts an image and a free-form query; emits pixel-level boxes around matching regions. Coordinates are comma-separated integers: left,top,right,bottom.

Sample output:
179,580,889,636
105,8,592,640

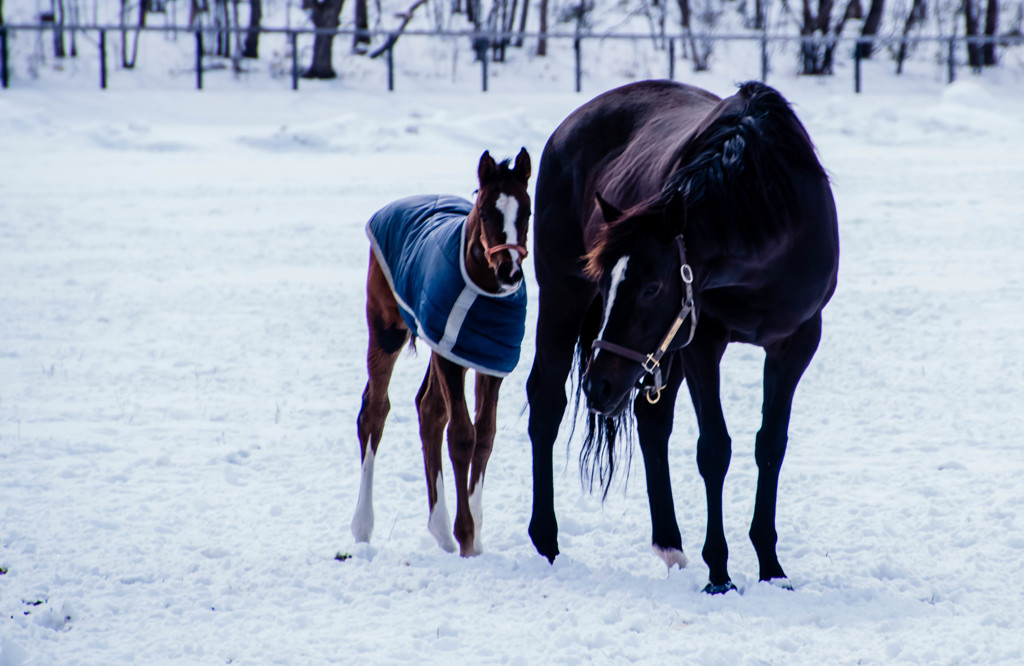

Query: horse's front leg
680,328,733,594
432,355,479,557
750,312,823,585
634,356,687,569
467,372,503,554
527,278,597,562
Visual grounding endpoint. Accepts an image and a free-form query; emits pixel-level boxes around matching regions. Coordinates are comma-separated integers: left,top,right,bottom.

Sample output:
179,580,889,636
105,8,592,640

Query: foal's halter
591,235,697,405
484,242,529,261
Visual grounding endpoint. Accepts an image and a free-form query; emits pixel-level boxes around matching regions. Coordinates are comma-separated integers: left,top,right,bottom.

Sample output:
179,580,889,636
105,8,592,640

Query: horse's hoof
702,581,738,595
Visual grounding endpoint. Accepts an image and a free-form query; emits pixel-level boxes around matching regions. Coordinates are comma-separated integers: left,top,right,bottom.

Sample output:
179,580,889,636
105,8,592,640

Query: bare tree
537,0,548,55
983,0,999,64
800,0,857,74
242,0,262,58
894,0,926,73
856,0,884,58
304,0,346,78
963,0,1000,68
353,0,370,53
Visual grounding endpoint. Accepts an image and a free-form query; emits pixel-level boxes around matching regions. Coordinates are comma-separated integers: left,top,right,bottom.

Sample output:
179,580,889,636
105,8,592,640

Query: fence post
387,45,394,91
481,50,488,92
574,37,581,93
99,29,107,89
195,30,203,90
1,27,8,89
668,38,675,80
760,29,768,82
290,31,299,90
854,39,862,93
948,37,956,84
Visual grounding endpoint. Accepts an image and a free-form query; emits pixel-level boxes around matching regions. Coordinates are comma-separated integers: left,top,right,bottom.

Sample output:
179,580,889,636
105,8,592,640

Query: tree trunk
983,0,999,65
53,0,66,58
895,0,926,73
305,0,345,78
353,0,370,54
515,0,529,47
242,0,261,58
537,0,548,55
964,0,983,69
857,0,884,58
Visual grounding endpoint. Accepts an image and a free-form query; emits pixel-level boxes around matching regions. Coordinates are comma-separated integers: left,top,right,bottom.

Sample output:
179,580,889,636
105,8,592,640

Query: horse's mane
585,81,827,278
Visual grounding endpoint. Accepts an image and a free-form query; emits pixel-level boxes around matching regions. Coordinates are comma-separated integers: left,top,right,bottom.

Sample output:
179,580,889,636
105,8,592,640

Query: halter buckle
641,354,660,374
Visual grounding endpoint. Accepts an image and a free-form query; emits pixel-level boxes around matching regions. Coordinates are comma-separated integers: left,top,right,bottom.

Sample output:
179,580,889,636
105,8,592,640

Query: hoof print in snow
334,552,353,562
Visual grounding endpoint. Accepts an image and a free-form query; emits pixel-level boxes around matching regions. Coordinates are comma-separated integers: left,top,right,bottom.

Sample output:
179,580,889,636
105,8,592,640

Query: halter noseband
590,235,697,405
485,243,529,261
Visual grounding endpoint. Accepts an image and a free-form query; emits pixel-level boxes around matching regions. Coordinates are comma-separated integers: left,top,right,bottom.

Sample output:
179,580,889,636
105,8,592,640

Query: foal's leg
680,327,733,593
468,371,503,554
417,357,458,553
352,253,409,543
750,312,823,584
430,355,480,557
634,358,688,569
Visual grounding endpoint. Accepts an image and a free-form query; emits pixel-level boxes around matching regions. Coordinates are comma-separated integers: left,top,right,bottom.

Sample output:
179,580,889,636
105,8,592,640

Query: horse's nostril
497,263,517,284
583,374,611,410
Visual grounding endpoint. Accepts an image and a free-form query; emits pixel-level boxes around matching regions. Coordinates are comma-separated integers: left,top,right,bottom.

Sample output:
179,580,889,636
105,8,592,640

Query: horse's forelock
583,204,671,281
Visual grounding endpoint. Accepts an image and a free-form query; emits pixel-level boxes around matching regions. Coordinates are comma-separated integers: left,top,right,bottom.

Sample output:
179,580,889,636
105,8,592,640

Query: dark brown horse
525,81,839,593
352,149,531,557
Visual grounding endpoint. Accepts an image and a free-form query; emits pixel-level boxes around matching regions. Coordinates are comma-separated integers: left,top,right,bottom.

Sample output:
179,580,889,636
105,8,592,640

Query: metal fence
1,23,1022,93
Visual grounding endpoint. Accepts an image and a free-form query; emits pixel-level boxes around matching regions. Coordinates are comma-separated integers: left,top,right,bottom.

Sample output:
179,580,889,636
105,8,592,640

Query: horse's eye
639,282,662,299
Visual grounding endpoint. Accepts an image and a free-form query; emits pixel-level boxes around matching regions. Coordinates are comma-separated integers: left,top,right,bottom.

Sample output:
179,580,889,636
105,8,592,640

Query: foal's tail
571,301,635,500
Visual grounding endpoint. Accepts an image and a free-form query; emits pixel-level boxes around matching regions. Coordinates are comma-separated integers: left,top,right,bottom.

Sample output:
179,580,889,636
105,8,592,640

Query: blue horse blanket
366,194,527,377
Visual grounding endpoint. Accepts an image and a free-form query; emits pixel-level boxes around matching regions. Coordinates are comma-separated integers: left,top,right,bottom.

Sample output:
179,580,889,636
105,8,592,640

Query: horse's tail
571,301,634,500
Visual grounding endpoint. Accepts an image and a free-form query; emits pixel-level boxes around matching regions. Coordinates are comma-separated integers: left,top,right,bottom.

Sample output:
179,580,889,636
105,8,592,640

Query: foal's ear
513,147,531,184
478,150,498,185
595,192,623,223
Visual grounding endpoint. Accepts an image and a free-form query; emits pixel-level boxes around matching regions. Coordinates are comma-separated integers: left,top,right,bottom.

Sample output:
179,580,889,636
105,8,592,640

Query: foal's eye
639,282,662,299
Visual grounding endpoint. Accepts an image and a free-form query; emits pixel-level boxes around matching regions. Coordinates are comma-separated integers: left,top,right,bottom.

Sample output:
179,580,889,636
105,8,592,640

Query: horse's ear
595,192,623,223
478,150,498,186
513,147,531,184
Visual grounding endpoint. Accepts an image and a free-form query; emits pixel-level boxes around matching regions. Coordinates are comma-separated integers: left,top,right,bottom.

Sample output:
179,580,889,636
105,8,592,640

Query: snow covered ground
3,57,1024,664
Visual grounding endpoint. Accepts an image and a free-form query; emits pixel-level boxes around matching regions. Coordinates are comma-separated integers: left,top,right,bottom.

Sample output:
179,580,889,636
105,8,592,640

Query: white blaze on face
350,446,376,543
594,255,630,358
495,193,521,265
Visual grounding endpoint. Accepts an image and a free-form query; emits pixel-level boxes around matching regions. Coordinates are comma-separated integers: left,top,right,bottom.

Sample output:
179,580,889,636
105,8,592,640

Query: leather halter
485,243,529,260
591,235,697,404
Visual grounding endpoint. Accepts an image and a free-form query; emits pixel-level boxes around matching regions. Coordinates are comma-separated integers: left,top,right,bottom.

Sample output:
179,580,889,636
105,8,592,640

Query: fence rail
1,23,1022,93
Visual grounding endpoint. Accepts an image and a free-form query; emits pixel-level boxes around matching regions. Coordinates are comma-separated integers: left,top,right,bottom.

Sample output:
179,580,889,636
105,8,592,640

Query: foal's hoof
702,581,738,595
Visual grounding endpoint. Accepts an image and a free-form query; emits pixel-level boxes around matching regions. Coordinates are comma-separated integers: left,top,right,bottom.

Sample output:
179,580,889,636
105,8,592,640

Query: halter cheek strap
591,235,697,404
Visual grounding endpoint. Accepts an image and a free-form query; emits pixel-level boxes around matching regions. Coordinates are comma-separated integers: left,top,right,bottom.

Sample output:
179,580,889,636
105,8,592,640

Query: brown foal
352,149,531,556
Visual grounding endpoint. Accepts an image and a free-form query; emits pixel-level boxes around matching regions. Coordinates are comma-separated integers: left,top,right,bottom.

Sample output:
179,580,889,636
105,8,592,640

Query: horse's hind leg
426,354,481,557
750,312,822,584
417,357,457,553
467,372,503,554
352,252,409,543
